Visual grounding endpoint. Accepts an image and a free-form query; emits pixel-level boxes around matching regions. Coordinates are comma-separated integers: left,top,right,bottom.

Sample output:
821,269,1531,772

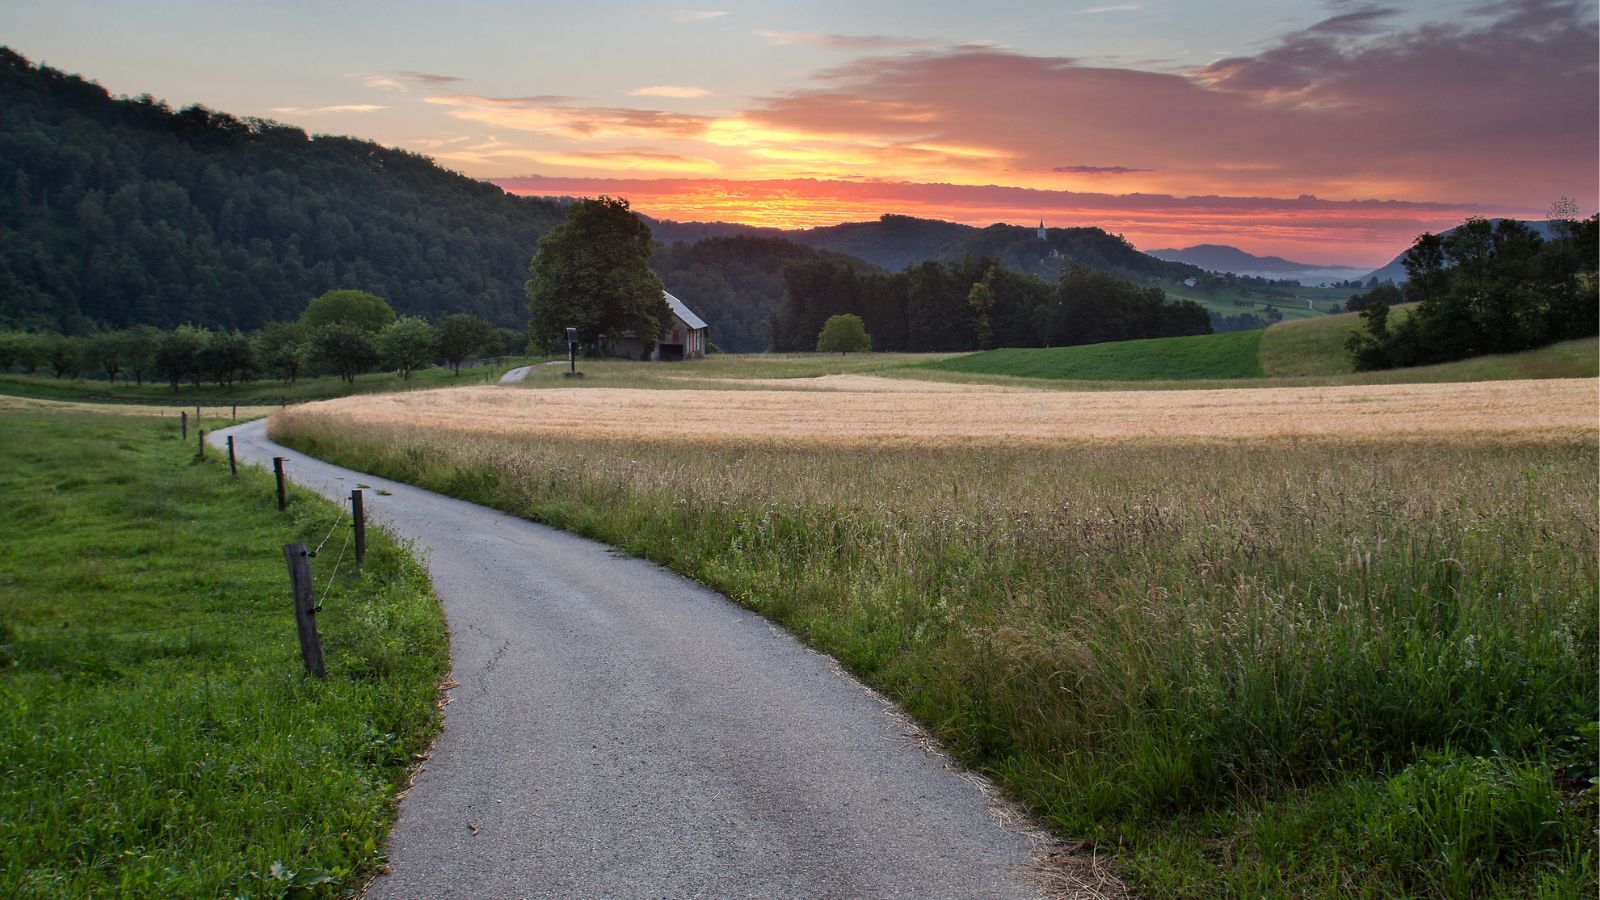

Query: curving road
212,419,1047,898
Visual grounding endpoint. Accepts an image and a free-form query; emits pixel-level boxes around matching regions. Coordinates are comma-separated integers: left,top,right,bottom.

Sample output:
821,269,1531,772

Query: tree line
0,290,520,389
0,47,566,335
1346,214,1598,370
769,256,1212,353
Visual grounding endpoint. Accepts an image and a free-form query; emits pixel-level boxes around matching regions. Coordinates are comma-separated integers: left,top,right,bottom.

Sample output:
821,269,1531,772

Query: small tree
379,316,438,380
255,321,310,384
435,313,497,374
123,325,160,386
199,330,258,387
156,326,207,391
816,314,872,354
86,331,126,382
310,324,380,384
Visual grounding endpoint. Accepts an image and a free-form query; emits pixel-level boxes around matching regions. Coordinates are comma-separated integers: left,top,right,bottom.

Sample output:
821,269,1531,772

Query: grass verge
0,411,448,897
275,412,1598,897
0,358,534,407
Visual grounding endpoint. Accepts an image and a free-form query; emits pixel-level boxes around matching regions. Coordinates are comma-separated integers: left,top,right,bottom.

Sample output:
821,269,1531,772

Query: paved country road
212,419,1069,899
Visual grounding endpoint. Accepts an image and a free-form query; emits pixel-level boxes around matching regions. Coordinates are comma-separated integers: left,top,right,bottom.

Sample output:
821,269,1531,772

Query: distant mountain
1363,219,1563,283
646,213,1199,283
787,215,975,271
1150,244,1368,283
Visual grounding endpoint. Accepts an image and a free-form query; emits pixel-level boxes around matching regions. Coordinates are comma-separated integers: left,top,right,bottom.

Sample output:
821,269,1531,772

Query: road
213,419,1049,898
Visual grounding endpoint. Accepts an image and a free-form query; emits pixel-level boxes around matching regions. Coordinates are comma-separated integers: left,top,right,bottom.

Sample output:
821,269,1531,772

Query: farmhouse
610,291,709,361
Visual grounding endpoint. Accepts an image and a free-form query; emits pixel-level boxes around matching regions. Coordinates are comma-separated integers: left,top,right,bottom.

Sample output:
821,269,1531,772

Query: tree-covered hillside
0,48,566,333
650,236,878,353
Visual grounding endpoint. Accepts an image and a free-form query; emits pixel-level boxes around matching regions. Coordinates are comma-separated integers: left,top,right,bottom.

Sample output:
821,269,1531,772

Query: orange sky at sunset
9,0,1594,266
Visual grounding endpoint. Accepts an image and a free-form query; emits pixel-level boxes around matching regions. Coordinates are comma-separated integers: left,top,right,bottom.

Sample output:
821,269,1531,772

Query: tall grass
0,412,448,896
276,411,1597,896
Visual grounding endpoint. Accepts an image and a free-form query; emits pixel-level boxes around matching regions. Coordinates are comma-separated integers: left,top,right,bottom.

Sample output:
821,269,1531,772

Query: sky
4,0,1596,266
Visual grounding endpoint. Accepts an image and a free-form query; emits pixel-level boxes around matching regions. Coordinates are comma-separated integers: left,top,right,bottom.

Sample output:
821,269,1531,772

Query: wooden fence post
273,457,287,511
196,429,205,460
351,489,366,565
227,435,237,478
195,405,201,426
282,543,326,678
181,410,188,440
231,403,237,419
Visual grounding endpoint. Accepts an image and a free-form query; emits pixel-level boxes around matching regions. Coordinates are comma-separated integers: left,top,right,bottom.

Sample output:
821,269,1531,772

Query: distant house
609,291,709,361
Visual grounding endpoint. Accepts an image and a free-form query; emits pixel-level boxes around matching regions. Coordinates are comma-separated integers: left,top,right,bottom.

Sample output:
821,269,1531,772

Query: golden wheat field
0,395,281,419
286,375,1598,447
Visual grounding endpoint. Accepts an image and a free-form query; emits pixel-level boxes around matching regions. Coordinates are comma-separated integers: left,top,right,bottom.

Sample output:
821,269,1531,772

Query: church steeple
1037,219,1047,241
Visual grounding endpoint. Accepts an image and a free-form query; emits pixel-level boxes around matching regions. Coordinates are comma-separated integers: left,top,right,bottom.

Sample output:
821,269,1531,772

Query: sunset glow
5,0,1595,266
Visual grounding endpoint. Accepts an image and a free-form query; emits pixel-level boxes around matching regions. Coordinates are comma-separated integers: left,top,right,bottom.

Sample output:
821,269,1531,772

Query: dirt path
212,420,1103,898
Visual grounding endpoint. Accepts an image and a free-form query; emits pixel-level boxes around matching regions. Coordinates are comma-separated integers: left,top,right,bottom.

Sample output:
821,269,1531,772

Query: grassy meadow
0,357,534,407
275,400,1599,898
0,411,448,897
923,330,1266,381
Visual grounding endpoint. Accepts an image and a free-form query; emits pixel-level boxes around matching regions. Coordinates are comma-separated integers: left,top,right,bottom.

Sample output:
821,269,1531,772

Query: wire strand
311,501,347,558
315,528,353,612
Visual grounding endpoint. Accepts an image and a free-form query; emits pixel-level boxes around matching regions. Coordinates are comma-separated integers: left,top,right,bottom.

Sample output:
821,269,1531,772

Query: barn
610,291,709,361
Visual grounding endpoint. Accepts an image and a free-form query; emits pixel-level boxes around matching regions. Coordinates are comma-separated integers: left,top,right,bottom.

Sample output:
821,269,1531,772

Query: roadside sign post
564,326,583,379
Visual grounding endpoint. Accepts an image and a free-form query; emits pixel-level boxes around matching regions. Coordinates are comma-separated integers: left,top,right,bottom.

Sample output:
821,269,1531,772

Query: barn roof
663,291,707,330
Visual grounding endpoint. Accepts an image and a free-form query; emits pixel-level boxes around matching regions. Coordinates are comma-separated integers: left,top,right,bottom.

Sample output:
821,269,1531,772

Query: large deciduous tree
525,197,669,354
310,323,379,384
299,290,397,335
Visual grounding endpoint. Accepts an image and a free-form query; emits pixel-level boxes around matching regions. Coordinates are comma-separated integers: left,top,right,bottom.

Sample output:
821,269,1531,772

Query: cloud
629,86,711,98
671,10,727,22
271,104,386,114
1053,165,1152,174
361,71,464,91
730,1,1597,208
755,31,940,51
530,149,720,174
425,94,711,139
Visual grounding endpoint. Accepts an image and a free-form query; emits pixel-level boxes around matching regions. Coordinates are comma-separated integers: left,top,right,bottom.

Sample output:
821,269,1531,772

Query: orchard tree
310,323,380,384
199,329,258,387
526,196,669,353
255,321,310,383
816,314,872,354
86,331,127,382
379,316,438,379
435,313,497,374
299,289,397,335
156,326,207,390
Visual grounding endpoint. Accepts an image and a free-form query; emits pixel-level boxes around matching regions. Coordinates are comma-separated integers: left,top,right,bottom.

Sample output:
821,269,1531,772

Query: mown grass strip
0,411,447,897
276,412,1598,898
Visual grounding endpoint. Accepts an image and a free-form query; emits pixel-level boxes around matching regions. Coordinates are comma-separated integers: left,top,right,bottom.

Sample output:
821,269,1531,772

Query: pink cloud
733,1,1596,207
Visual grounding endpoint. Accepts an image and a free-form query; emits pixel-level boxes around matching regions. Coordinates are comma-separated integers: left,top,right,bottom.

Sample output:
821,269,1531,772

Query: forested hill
0,48,567,333
650,236,877,353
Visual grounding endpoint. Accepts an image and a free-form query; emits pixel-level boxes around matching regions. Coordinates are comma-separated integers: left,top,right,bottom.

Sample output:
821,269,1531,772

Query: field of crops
273,373,1599,897
293,376,1596,447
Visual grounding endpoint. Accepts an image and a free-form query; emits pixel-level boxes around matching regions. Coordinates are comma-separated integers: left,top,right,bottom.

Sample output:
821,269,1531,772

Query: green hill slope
922,330,1265,381
0,47,566,332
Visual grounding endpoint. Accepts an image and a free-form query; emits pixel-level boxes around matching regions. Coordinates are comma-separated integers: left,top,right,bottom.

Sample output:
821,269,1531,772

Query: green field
277,407,1598,898
922,330,1265,381
0,358,533,407
915,308,1597,388
0,412,448,896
